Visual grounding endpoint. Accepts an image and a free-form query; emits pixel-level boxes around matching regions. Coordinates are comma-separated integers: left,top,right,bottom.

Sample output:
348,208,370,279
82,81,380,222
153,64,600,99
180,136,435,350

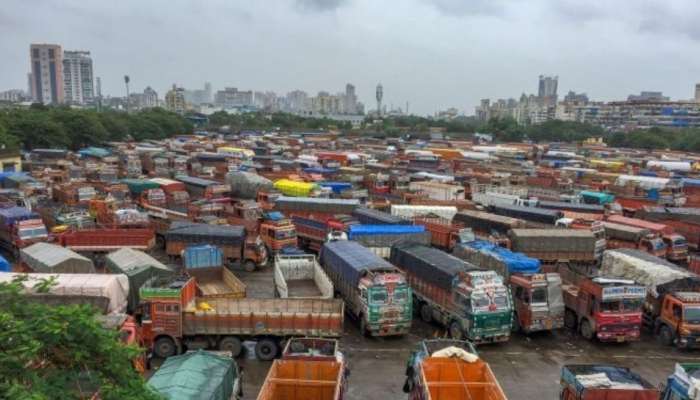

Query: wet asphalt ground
238,316,698,400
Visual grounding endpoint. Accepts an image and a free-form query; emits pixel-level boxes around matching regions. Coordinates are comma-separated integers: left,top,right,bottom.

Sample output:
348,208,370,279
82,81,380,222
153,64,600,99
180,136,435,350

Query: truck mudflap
468,329,511,344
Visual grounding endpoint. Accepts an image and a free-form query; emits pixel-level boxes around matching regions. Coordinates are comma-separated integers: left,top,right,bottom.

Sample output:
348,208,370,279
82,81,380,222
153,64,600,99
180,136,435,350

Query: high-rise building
538,75,558,105
214,87,253,108
376,83,383,116
695,84,700,102
165,84,186,114
142,86,158,108
184,83,213,105
29,43,64,104
62,50,94,105
344,83,357,114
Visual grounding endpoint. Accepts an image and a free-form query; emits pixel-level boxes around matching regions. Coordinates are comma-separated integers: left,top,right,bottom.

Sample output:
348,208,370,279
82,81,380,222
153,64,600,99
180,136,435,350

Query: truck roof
390,243,473,290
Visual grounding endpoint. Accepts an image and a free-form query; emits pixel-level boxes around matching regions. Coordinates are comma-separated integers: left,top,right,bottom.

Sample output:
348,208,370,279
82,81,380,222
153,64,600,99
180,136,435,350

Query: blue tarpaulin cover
463,240,540,274
683,178,700,187
320,240,396,286
0,206,38,226
0,254,10,272
348,224,425,239
303,167,338,174
319,181,352,194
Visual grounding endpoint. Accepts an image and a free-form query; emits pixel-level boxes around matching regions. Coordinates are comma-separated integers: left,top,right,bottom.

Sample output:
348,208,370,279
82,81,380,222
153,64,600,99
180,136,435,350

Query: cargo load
273,179,319,197
408,181,466,201
560,365,659,400
166,222,246,246
275,196,359,214
274,254,334,299
148,350,241,400
600,249,691,296
0,272,129,314
601,222,650,242
183,245,224,269
453,240,540,279
105,248,173,311
352,207,411,225
348,224,431,258
453,209,526,235
20,242,95,273
390,205,458,221
492,204,563,225
537,200,605,214
508,229,597,262
226,171,273,200
390,243,471,290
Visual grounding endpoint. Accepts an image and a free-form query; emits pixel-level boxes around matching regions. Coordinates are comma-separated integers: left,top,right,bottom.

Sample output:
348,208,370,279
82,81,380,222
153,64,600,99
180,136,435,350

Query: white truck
470,183,535,208
273,254,334,299
390,205,458,221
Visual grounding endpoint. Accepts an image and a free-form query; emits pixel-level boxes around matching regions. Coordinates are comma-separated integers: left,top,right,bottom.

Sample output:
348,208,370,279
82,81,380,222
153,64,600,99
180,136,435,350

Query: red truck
601,221,668,258
560,365,659,400
57,228,155,253
138,276,344,361
562,277,646,342
606,214,688,262
292,215,358,252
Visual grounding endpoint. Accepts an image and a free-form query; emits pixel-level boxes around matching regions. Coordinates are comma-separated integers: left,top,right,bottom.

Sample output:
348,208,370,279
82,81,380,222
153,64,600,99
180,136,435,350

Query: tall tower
376,83,383,116
63,50,94,105
30,43,64,104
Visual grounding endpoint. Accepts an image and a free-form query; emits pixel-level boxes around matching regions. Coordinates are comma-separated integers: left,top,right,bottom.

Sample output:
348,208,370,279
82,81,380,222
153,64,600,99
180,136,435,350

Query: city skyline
3,1,700,114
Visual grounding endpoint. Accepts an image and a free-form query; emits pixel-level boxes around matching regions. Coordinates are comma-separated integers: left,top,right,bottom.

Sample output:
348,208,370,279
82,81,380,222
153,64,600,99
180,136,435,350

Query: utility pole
124,75,130,113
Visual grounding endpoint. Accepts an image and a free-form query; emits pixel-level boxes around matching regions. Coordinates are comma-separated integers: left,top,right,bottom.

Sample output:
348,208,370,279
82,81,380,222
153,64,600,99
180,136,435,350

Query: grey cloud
425,0,505,17
296,0,348,12
551,1,608,24
637,4,700,42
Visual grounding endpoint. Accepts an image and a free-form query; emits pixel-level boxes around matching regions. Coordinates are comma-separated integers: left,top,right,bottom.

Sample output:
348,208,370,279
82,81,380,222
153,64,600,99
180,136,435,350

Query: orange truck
606,214,688,262
257,337,347,400
138,276,344,361
403,339,507,400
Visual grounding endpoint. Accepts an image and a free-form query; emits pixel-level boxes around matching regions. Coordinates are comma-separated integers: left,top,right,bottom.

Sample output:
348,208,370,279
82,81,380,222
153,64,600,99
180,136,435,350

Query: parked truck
165,222,267,271
662,363,700,400
139,276,344,360
492,204,563,226
352,206,411,225
470,183,531,208
0,206,48,257
508,229,598,264
320,240,412,337
600,249,700,348
390,243,512,343
257,338,346,400
226,202,298,254
454,240,565,334
606,214,688,262
408,181,466,201
562,276,646,342
403,339,507,400
601,221,668,258
636,207,700,250
390,205,458,221
274,254,334,299
559,364,659,400
292,214,358,252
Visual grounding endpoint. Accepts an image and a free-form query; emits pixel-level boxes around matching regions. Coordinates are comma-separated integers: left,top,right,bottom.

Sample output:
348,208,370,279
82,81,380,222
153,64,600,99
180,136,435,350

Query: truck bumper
597,330,640,342
526,318,564,333
677,336,700,349
368,322,411,337
471,333,510,344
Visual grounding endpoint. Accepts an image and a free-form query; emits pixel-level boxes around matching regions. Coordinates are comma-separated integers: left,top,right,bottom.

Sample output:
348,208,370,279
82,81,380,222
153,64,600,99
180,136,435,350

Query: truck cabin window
393,287,408,302
370,288,388,305
530,288,547,305
598,299,641,313
684,307,700,324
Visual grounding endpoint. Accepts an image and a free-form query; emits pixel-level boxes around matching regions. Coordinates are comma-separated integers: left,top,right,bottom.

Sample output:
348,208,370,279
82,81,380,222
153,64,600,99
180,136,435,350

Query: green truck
390,243,512,344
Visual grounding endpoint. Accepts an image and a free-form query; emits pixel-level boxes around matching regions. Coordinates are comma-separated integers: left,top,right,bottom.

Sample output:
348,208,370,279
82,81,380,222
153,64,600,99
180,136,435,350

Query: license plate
617,336,625,343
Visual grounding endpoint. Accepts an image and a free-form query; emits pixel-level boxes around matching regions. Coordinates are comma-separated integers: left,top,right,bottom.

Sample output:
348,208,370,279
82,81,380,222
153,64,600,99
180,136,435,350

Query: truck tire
564,309,577,330
255,338,279,361
219,336,242,358
580,319,594,340
243,260,256,272
154,337,177,359
449,321,463,340
658,325,674,346
420,303,432,323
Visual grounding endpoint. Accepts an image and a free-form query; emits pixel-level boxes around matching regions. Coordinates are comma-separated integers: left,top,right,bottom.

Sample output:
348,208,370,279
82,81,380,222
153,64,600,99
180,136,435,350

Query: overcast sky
2,0,700,115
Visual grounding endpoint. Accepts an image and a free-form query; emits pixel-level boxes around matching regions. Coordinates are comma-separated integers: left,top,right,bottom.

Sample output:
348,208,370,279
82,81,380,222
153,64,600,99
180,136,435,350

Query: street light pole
124,75,130,113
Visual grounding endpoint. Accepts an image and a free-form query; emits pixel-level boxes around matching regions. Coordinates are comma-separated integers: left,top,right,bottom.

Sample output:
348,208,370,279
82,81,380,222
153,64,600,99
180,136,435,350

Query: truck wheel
420,304,432,323
564,309,577,330
255,338,279,361
580,319,594,340
153,337,177,359
658,325,675,346
449,321,463,340
219,336,243,358
243,260,256,272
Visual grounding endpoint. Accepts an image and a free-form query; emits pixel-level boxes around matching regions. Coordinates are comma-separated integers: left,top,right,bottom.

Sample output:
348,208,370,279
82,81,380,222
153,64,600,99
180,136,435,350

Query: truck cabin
511,273,564,332
578,278,645,340
663,234,689,259
257,190,280,209
358,269,410,311
640,235,668,257
15,219,49,245
665,292,700,338
455,271,511,315
259,214,297,252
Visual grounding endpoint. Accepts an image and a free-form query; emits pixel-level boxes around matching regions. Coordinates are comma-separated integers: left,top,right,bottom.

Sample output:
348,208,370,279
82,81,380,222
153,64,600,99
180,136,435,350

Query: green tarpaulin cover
148,350,237,400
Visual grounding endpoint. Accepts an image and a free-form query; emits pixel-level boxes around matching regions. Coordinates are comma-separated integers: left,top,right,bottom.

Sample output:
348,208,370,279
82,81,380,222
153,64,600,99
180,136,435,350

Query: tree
0,276,162,400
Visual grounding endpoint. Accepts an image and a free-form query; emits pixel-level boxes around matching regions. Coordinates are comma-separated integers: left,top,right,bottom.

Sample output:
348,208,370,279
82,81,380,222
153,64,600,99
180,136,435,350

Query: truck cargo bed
286,280,323,298
257,359,343,400
188,267,246,299
419,357,506,400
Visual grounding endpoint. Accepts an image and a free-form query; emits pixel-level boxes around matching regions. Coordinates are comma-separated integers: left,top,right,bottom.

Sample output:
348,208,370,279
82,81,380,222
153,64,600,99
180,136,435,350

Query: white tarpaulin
390,205,458,220
600,249,691,296
615,174,670,190
0,273,130,314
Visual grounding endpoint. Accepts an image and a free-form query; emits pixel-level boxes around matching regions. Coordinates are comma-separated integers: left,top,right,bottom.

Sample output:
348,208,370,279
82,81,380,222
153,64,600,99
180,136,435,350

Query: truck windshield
599,299,642,313
649,239,666,251
684,307,700,324
531,288,548,305
393,286,409,303
674,237,688,246
275,229,296,240
369,288,388,305
19,227,48,239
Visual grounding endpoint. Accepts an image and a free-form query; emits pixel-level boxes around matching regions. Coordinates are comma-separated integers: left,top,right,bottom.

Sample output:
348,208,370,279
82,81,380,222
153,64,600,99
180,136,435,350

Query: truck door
153,302,182,338
514,286,529,328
